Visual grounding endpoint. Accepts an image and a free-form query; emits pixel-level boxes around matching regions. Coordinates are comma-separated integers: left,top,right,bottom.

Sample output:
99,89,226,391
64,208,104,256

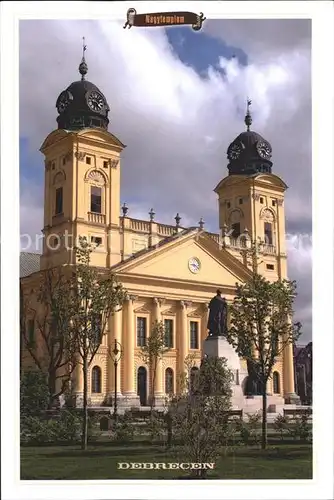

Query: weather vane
82,37,87,57
245,97,252,131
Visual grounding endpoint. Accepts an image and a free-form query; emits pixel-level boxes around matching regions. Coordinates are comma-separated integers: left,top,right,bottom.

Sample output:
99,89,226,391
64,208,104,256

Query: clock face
87,91,105,112
56,91,72,113
257,141,272,159
228,142,243,161
188,257,201,274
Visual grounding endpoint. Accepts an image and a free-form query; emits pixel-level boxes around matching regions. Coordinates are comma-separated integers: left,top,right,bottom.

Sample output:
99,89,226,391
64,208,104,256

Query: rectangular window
86,156,91,165
91,236,103,246
190,321,199,349
264,222,273,245
91,186,102,213
137,317,147,347
272,200,276,207
62,157,66,165
103,160,109,169
231,222,240,238
164,319,174,348
239,198,243,205
27,319,35,345
266,264,275,270
92,314,102,345
260,197,264,204
55,187,63,215
227,201,231,209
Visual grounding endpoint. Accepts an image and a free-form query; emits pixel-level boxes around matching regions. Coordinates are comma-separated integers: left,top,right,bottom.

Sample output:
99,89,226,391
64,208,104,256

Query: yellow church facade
20,52,298,409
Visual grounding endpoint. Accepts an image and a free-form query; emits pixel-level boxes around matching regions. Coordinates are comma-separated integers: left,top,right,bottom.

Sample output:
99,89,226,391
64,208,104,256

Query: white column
201,302,209,353
122,294,136,395
177,301,188,391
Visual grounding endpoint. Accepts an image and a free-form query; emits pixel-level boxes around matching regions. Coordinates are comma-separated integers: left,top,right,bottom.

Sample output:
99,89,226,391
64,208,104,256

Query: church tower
40,42,125,270
214,100,288,281
214,101,298,404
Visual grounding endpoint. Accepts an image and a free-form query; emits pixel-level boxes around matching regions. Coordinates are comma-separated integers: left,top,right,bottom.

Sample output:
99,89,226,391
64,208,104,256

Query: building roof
20,252,41,278
110,227,197,271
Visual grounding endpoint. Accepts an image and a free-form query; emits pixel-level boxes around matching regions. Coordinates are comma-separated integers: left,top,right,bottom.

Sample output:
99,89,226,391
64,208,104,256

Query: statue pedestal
203,336,248,409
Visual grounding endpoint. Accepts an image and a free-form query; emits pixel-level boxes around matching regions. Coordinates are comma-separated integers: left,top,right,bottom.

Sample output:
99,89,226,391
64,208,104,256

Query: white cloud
19,19,312,341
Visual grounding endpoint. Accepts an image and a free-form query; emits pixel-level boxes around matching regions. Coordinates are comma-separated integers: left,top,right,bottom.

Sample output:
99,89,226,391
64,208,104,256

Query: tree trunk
48,371,57,409
150,361,156,411
81,358,88,450
261,381,267,450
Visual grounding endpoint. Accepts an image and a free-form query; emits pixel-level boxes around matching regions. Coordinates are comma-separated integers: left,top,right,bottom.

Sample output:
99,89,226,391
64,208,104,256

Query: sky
19,19,312,342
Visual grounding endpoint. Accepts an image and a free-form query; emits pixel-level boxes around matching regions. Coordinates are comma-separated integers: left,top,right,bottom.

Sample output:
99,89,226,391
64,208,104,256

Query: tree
70,237,127,450
226,272,302,449
139,320,170,409
20,370,50,418
21,267,78,409
169,356,233,478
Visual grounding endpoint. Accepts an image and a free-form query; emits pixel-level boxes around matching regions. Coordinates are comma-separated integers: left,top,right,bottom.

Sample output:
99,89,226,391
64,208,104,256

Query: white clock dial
87,91,105,112
188,257,201,274
257,141,272,159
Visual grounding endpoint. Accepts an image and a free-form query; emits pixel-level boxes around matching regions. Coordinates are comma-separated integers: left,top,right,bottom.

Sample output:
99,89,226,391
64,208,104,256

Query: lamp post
108,339,123,423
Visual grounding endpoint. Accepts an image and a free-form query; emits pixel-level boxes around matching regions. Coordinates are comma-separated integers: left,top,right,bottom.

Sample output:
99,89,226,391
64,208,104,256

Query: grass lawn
21,442,312,480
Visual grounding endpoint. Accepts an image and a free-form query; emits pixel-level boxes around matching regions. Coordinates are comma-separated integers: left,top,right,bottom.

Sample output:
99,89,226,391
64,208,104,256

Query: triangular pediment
40,130,70,152
114,230,251,287
214,172,287,194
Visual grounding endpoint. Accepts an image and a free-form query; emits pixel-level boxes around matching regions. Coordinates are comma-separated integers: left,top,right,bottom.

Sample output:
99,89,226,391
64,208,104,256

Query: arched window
273,371,280,394
91,366,102,393
165,368,174,394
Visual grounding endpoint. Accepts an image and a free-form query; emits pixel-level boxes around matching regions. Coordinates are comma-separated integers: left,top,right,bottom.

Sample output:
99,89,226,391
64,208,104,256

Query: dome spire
79,36,88,81
244,98,252,131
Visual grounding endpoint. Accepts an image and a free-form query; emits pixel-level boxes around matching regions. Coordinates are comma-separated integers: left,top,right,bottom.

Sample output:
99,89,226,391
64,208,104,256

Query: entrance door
137,366,147,406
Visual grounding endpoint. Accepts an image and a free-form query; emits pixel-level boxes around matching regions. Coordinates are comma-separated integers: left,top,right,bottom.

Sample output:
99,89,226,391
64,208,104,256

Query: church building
20,48,299,410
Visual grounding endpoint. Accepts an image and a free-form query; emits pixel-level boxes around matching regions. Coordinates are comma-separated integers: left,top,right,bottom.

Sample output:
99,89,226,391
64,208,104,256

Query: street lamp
108,339,123,423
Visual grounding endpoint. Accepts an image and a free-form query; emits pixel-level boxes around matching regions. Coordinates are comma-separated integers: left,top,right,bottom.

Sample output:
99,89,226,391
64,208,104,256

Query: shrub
273,414,289,440
234,413,261,446
56,410,82,443
145,412,165,444
20,371,50,417
288,411,312,442
87,412,102,443
112,414,134,443
20,416,58,445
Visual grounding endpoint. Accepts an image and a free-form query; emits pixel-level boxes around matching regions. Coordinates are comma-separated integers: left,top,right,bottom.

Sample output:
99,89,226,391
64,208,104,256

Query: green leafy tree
21,268,77,409
139,320,170,409
227,272,302,449
169,356,233,478
70,237,127,450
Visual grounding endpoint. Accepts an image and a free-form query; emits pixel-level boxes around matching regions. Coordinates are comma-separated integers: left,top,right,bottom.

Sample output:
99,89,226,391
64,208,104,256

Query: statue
207,289,228,337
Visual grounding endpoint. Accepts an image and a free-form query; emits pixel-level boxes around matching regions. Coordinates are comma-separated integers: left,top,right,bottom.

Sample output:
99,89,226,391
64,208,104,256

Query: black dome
55,51,110,131
226,102,273,176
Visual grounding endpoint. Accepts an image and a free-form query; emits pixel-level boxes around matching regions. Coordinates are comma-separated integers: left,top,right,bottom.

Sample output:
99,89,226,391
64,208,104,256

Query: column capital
202,302,209,311
125,293,138,302
153,297,165,307
180,300,192,309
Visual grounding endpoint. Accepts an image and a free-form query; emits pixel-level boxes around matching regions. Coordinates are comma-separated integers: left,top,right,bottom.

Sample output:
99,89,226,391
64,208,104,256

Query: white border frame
1,1,333,499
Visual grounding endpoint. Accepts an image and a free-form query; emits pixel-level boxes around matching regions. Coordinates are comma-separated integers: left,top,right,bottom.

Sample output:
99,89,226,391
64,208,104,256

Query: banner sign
124,8,206,31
